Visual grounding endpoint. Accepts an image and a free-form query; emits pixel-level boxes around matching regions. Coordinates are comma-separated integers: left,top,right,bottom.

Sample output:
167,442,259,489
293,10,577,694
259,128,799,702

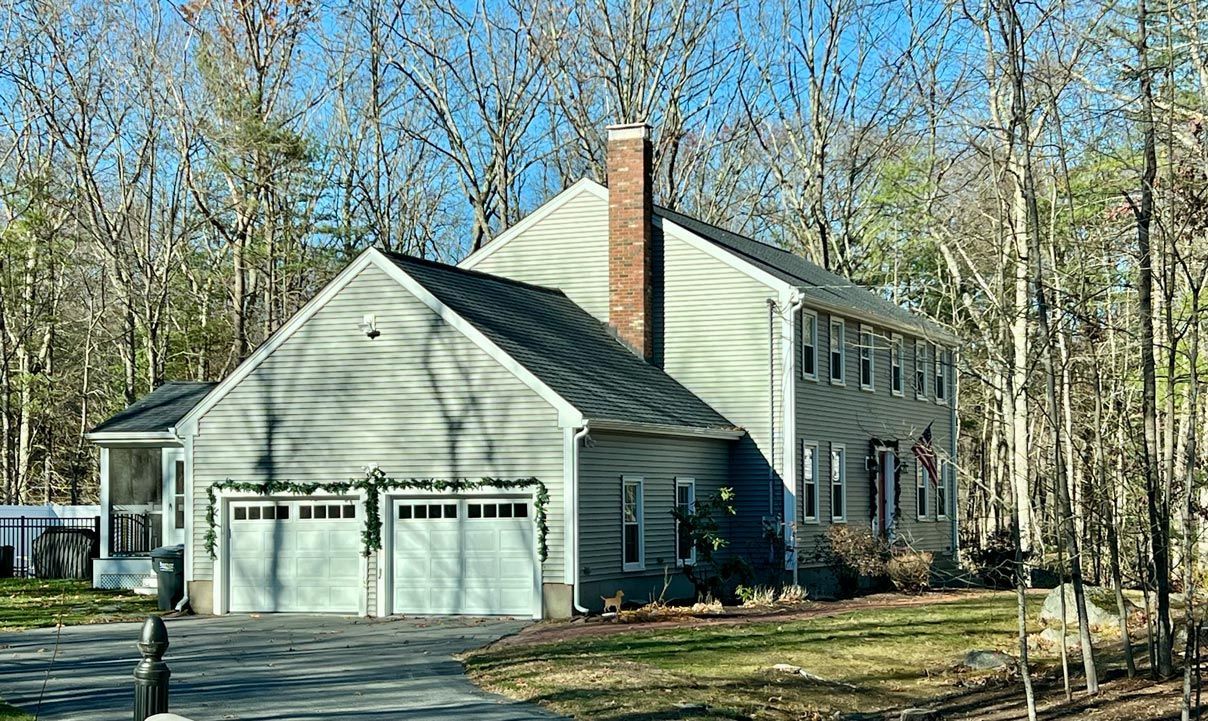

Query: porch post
99,447,110,559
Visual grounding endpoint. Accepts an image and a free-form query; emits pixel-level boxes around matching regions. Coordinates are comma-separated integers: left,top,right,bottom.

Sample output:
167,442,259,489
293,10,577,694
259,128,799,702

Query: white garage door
392,497,535,616
228,498,362,613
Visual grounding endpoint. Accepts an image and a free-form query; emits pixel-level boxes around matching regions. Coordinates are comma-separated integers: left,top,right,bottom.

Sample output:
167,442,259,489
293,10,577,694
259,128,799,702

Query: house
87,123,959,618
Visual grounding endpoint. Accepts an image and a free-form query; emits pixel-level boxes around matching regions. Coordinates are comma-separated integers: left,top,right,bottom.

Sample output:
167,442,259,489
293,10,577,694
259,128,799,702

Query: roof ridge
382,249,569,298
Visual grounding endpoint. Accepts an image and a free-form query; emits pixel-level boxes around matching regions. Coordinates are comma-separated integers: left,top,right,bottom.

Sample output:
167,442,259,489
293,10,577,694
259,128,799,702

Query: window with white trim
801,441,819,522
801,309,818,380
675,478,696,565
622,476,644,571
830,319,845,385
890,335,904,397
935,346,949,405
915,340,928,399
916,461,929,519
830,444,846,521
859,325,875,390
938,461,950,519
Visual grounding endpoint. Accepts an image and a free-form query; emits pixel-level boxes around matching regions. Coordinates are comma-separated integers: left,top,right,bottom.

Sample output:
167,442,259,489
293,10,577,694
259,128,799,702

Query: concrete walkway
0,614,563,720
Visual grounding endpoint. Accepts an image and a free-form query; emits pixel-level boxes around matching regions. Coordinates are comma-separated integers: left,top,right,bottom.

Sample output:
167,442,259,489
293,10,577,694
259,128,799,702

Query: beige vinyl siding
190,263,566,585
795,311,955,556
663,232,783,558
470,189,610,321
578,430,730,600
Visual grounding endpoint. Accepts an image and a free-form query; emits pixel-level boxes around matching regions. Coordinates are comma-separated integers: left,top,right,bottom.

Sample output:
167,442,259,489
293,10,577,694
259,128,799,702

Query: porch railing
0,515,101,577
111,512,162,556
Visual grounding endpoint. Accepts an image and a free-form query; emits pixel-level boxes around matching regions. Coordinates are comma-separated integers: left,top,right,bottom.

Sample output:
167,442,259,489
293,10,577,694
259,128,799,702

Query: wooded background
1,0,1205,668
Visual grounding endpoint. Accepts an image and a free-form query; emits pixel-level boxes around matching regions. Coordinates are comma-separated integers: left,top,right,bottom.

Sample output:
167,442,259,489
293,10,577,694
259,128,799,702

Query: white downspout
571,422,591,614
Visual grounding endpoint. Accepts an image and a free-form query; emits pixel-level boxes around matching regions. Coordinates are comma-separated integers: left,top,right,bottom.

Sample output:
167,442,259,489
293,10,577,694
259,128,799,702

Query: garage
227,498,362,613
391,496,536,616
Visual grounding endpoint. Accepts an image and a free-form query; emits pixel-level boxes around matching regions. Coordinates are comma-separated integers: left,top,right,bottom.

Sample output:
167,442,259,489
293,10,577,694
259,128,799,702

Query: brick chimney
607,122,655,360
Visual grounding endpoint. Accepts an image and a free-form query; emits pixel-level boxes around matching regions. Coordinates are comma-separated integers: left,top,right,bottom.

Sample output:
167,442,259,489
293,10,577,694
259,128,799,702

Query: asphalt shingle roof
656,206,959,344
90,381,217,434
385,252,736,431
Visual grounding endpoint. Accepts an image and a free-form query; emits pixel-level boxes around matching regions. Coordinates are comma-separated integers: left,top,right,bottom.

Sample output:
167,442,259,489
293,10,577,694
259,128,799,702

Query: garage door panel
391,496,534,616
227,498,361,614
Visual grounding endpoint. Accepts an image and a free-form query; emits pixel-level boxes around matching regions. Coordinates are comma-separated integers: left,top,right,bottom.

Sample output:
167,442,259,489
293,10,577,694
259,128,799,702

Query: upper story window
622,476,644,571
675,477,696,565
859,325,875,391
915,340,928,399
935,346,949,405
830,443,846,522
801,310,818,381
890,335,904,397
801,441,819,523
830,319,846,385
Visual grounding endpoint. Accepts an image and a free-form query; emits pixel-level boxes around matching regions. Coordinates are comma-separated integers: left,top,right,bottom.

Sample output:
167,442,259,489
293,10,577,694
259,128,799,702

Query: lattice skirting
95,572,144,590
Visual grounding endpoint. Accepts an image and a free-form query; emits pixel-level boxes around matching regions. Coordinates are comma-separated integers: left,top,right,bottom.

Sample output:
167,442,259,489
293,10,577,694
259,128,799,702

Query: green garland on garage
203,466,549,562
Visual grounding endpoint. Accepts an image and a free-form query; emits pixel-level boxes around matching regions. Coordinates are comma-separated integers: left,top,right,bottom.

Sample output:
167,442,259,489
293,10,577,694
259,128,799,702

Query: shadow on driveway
0,614,564,720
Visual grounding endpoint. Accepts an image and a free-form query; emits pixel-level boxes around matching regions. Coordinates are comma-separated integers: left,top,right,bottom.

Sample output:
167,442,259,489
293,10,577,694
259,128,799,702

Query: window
915,340,928,399
830,444,846,521
859,325,875,390
801,310,818,380
938,461,951,519
675,478,696,565
936,347,949,405
173,460,185,530
622,477,644,571
830,319,846,385
801,442,819,523
890,335,904,397
916,461,930,519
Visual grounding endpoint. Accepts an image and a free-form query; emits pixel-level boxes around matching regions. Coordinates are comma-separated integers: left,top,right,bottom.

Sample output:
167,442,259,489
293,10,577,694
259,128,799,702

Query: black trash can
0,545,13,578
150,545,185,611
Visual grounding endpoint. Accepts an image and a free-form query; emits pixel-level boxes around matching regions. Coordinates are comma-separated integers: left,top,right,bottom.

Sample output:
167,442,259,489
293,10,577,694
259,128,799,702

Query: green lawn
0,578,159,631
0,701,33,721
465,592,1044,720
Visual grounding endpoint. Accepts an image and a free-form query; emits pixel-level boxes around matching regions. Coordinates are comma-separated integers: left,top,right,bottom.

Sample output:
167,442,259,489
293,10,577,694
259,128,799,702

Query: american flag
912,422,940,487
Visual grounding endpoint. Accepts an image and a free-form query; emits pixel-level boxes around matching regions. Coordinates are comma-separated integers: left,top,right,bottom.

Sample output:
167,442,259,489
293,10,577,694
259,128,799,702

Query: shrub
815,526,889,596
964,528,1022,589
736,585,777,607
887,550,934,594
670,487,750,600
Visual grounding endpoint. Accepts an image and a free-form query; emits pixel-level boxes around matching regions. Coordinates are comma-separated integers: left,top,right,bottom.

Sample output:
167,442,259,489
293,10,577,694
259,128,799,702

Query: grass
465,592,1044,720
0,701,33,721
0,578,159,631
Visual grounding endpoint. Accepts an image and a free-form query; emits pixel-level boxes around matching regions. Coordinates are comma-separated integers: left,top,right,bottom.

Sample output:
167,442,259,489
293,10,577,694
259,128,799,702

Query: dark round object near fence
31,527,99,579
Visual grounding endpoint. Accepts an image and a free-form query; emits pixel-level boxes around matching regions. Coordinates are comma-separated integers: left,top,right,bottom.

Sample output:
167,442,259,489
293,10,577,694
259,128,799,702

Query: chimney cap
607,122,651,141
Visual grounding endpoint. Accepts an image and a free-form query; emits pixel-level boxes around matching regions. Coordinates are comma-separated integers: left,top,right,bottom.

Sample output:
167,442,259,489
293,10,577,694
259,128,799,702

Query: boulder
1039,584,1135,629
961,649,1014,670
1035,627,1083,650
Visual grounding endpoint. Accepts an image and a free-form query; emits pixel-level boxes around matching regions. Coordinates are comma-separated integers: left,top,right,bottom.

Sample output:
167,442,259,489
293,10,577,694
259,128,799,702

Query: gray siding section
471,189,610,321
662,232,783,562
578,430,731,603
191,264,566,585
794,311,956,559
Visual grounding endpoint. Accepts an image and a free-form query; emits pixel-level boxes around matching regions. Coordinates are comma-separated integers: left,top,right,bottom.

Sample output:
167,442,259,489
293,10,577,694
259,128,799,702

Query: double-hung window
859,325,875,390
622,476,644,571
830,319,846,385
801,441,819,523
916,460,929,519
935,347,949,405
937,461,950,519
675,478,696,565
830,444,846,521
890,335,904,397
801,310,818,380
915,340,928,399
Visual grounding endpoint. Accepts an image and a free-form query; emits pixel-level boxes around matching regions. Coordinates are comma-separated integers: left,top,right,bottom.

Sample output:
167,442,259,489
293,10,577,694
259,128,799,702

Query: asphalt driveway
0,614,563,720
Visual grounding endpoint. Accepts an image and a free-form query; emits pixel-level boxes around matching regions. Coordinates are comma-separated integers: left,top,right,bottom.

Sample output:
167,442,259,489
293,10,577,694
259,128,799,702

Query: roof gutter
587,420,743,441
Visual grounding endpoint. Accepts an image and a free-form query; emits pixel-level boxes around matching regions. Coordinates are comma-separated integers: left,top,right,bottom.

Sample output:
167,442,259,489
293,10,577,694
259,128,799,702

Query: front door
877,450,896,540
161,449,186,547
